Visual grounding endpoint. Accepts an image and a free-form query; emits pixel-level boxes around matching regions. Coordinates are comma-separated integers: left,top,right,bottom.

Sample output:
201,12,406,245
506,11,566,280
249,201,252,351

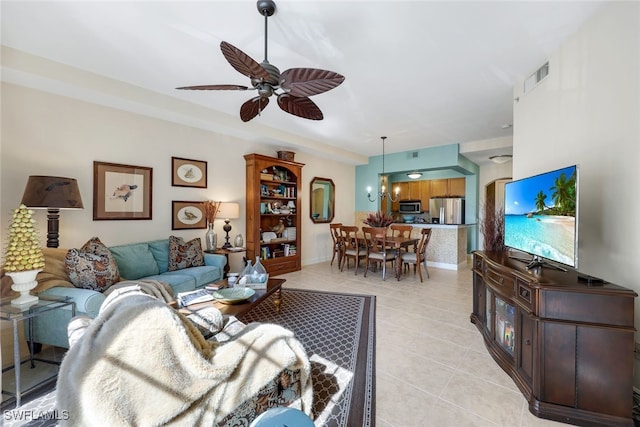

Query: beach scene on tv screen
504,166,577,266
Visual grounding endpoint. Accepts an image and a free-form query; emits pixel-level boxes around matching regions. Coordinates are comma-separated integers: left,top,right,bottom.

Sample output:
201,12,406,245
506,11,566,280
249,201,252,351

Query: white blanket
104,279,175,303
57,292,312,426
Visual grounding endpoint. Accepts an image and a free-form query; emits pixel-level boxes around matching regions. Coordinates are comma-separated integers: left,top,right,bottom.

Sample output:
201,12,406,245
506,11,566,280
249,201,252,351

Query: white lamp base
7,269,41,306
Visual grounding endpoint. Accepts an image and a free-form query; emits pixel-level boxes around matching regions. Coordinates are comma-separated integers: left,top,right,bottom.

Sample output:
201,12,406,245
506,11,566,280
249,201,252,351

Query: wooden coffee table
185,278,285,318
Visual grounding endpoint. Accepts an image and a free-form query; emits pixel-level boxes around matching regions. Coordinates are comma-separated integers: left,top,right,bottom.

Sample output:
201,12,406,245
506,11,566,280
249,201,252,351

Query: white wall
296,152,355,265
476,160,513,249
0,83,355,267
512,3,640,385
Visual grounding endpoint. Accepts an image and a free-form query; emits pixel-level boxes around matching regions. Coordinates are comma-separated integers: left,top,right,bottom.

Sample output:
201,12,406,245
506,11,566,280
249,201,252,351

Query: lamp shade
217,202,240,220
21,176,84,209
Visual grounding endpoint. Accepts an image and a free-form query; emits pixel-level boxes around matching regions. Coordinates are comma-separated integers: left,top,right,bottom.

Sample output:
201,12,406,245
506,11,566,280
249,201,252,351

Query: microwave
399,200,421,214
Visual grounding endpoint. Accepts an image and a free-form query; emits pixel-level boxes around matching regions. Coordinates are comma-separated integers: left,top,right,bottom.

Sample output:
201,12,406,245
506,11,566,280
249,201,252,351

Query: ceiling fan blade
220,41,270,81
280,68,345,97
277,94,323,120
240,96,270,122
176,84,248,90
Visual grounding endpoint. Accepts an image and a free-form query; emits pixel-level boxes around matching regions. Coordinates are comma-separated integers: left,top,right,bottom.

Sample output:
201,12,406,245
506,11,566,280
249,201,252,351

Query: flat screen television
504,165,578,270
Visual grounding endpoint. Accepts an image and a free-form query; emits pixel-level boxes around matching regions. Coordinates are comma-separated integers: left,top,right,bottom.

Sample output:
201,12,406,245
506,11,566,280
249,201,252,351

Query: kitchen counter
399,223,469,229
408,223,468,270
356,211,469,270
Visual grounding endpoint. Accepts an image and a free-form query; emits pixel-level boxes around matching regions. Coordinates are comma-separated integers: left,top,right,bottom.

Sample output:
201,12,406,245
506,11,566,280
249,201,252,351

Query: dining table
356,233,419,280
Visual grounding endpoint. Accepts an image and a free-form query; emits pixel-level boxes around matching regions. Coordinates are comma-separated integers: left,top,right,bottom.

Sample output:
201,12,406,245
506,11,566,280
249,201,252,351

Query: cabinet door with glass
494,295,516,357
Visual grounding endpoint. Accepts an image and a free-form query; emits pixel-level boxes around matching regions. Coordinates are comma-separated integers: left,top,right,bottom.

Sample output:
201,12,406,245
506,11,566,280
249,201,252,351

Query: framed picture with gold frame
172,157,207,188
172,201,207,230
93,161,152,220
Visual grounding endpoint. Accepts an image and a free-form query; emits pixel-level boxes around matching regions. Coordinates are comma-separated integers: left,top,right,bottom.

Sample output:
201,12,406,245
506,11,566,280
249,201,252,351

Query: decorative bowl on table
212,288,255,304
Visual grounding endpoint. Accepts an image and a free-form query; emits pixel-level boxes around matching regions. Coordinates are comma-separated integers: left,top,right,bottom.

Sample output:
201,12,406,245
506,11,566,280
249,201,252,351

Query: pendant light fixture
367,136,400,203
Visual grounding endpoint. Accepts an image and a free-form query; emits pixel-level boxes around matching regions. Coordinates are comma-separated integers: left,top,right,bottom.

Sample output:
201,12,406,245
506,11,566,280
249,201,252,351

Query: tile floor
281,260,565,427
2,259,566,426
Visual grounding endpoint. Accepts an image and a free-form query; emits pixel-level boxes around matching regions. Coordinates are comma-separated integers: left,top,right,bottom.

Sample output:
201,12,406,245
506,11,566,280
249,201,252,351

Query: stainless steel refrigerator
429,197,465,224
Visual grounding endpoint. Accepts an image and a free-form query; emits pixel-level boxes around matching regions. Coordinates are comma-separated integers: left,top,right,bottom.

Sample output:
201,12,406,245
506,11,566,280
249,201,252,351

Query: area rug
240,289,376,427
3,289,375,427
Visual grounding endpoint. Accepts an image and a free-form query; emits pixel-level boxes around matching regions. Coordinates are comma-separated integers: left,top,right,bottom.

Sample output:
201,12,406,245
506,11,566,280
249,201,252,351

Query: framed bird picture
171,201,206,230
171,157,207,188
93,161,153,220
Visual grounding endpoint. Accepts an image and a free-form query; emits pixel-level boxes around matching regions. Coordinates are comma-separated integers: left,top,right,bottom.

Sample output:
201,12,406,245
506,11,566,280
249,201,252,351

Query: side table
205,247,246,278
1,295,76,407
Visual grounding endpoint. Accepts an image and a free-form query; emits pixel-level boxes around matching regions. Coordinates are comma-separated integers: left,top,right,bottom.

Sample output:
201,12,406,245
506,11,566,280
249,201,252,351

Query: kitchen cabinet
471,251,636,427
388,178,465,212
429,179,448,197
390,181,409,212
408,181,421,199
448,177,465,197
430,178,465,197
419,180,431,211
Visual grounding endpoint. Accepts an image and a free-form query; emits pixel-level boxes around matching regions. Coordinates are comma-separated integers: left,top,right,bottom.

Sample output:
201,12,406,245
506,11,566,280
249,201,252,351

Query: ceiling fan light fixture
489,154,513,164
176,0,344,122
407,172,423,179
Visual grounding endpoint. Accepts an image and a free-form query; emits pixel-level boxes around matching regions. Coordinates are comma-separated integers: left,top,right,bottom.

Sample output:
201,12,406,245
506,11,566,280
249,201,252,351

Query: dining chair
362,226,397,281
329,223,343,266
339,226,365,274
389,223,413,238
401,228,432,282
389,224,414,255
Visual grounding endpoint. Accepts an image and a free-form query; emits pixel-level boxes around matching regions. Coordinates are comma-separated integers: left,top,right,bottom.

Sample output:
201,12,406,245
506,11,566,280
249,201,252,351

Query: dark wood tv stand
471,251,637,427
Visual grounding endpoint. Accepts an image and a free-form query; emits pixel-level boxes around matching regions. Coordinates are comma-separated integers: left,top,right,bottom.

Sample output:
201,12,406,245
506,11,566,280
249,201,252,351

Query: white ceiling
1,1,605,164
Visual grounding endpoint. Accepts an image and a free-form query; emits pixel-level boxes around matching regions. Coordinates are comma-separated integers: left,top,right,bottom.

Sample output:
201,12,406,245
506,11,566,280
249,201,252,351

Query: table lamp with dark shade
21,175,84,248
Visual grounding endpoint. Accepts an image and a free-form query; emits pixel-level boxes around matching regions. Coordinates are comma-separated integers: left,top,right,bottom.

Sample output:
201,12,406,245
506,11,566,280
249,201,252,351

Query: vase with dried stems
204,200,221,251
480,200,506,253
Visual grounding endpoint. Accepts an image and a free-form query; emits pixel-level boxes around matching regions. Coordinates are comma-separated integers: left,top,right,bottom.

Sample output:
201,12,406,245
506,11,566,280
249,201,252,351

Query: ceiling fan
177,0,345,122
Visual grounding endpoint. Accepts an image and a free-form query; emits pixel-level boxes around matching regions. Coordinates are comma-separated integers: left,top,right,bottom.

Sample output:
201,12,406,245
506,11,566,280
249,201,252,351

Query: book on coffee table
177,289,214,307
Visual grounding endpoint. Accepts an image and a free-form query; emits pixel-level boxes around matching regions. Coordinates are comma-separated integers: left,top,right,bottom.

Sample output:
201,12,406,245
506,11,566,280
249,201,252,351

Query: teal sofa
31,238,226,348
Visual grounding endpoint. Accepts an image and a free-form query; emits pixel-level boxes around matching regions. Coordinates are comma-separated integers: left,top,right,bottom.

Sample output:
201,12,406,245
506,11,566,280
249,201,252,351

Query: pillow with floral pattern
168,236,204,271
64,237,120,292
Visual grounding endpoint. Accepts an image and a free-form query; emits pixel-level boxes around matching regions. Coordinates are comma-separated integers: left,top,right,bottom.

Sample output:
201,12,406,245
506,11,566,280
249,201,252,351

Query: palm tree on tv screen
534,191,547,213
550,171,576,216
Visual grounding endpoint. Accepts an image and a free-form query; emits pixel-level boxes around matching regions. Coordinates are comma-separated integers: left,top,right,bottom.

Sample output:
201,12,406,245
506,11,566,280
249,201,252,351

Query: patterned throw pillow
168,236,205,271
65,237,120,292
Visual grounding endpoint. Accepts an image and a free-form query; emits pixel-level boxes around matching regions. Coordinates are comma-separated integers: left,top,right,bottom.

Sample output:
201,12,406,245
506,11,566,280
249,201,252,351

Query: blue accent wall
356,143,480,251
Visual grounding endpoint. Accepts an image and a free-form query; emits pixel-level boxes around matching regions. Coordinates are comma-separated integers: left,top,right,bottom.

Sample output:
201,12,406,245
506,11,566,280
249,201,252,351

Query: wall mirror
310,177,335,223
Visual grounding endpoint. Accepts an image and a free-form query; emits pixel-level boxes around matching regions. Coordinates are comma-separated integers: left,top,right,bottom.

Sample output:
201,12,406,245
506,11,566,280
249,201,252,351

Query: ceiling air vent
411,151,419,158
524,61,549,93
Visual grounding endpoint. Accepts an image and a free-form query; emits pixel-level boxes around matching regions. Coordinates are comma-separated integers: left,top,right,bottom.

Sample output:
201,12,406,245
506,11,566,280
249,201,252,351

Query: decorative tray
212,288,255,304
